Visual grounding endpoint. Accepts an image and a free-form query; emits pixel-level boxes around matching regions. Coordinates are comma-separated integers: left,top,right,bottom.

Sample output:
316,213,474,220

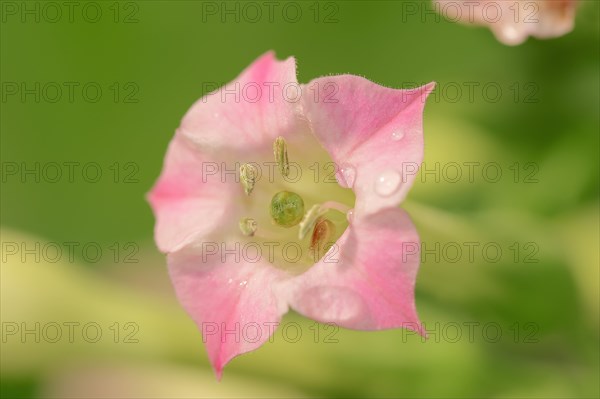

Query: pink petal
168,244,289,379
434,0,577,46
147,135,235,253
532,0,577,39
148,51,305,253
284,207,424,334
179,51,305,152
302,76,435,218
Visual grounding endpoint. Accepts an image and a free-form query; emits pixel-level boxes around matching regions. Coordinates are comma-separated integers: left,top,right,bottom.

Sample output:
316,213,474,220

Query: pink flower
148,52,435,379
434,0,578,45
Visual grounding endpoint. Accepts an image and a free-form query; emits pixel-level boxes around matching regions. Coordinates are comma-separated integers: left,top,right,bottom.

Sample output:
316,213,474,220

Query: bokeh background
1,1,598,398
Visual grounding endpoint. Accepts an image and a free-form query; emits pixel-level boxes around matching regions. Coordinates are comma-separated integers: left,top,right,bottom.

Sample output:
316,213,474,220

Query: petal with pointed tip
168,245,289,379
179,51,305,152
302,75,434,218
283,207,424,335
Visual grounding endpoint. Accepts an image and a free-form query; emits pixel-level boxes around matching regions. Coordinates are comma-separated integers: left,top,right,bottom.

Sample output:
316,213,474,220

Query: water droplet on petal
346,209,354,224
391,130,405,141
375,170,402,197
336,164,356,188
239,280,248,287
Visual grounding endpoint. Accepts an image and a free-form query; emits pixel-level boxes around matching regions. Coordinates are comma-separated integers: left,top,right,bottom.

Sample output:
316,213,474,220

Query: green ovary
270,191,305,227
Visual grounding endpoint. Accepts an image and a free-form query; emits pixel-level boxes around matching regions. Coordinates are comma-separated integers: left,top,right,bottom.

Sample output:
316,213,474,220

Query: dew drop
336,164,356,188
239,280,248,287
391,130,405,141
375,170,402,197
346,209,354,224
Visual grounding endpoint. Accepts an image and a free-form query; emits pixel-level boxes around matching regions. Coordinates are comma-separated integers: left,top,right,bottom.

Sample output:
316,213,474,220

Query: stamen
320,201,351,214
240,163,258,195
309,217,336,261
273,136,289,177
239,217,257,236
298,201,351,240
298,204,328,240
270,191,305,227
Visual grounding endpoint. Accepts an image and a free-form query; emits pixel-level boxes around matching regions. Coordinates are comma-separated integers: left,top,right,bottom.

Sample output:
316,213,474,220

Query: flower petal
532,0,577,39
434,0,577,46
302,76,434,218
147,135,236,253
168,244,289,379
284,207,424,334
179,51,305,152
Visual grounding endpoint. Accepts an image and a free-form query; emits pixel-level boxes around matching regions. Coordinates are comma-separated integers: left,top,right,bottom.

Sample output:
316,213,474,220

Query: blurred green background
1,0,598,398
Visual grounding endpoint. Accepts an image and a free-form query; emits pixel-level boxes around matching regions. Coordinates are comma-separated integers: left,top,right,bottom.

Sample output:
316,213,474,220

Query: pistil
270,191,305,227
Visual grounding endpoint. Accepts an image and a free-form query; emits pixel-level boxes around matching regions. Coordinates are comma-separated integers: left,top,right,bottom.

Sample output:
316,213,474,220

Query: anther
298,204,328,240
309,217,336,261
273,136,289,177
240,163,258,195
239,217,257,236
